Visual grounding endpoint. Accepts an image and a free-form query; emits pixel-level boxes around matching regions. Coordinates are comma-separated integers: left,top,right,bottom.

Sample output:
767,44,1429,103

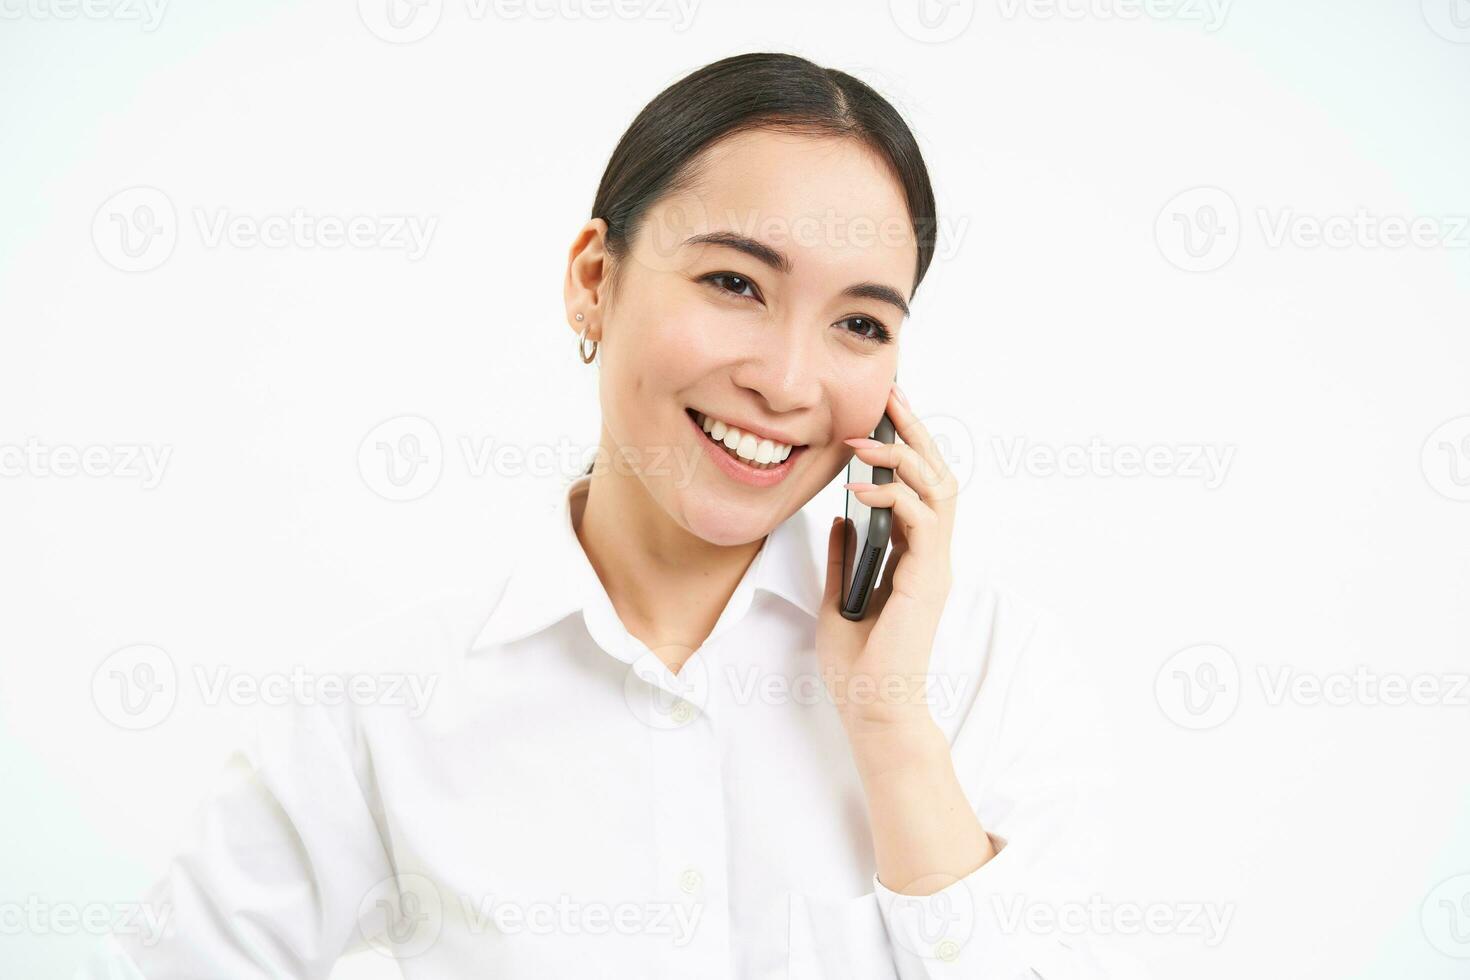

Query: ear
563,218,610,339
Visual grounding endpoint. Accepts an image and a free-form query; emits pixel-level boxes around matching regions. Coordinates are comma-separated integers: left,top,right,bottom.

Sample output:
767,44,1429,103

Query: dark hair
580,52,938,478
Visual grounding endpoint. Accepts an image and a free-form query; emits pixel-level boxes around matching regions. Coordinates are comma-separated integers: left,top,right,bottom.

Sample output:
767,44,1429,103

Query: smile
685,408,807,486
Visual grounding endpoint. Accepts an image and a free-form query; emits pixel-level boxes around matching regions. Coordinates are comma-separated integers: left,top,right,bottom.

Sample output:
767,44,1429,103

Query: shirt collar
469,474,825,653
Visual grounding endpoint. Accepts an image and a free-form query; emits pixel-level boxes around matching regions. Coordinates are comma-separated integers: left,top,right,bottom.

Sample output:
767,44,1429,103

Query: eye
700,272,762,303
837,315,893,345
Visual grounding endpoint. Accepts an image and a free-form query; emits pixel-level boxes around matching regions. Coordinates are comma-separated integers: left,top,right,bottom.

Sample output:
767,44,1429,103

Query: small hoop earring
578,322,599,363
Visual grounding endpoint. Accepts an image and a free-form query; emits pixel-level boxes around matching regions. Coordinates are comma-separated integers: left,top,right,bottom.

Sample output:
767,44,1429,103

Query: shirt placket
646,659,732,980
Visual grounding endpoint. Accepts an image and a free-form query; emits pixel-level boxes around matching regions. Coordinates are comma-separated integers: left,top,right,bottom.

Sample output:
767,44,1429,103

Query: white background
3,0,1469,977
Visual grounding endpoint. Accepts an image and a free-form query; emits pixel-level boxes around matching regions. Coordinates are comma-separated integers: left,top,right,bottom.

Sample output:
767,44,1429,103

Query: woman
80,52,1110,979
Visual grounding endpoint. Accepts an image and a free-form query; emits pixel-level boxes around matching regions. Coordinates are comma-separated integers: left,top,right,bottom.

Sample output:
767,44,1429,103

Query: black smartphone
839,412,897,621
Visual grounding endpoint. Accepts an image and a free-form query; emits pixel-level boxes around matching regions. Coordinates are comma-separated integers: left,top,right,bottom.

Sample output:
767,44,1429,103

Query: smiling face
571,128,916,547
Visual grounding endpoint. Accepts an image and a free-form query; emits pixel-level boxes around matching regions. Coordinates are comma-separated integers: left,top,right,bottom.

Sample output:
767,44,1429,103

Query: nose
727,319,824,416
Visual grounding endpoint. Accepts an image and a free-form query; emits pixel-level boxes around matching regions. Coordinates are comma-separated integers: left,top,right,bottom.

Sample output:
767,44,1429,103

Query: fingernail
891,383,909,408
843,481,875,490
844,437,883,448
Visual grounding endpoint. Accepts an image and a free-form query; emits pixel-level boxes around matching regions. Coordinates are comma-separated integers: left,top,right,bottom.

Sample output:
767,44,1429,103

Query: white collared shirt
77,474,1114,980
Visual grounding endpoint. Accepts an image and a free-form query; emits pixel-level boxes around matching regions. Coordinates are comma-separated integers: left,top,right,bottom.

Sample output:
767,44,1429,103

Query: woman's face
576,128,916,546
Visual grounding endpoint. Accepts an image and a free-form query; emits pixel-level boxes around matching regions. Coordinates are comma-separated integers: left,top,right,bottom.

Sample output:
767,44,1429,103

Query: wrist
842,711,950,781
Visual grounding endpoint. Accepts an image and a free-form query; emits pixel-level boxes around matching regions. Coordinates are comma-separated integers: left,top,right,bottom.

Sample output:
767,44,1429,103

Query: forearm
843,712,995,895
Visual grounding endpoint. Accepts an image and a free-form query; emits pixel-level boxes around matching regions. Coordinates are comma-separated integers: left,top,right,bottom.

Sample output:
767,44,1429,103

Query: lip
686,409,806,488
686,407,806,449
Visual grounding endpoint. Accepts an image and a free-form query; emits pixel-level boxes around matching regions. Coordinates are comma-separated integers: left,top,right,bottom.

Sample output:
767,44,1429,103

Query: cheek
829,369,895,439
641,293,746,378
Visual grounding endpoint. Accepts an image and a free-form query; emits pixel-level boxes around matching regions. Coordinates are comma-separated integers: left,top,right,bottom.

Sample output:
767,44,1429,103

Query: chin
675,484,778,548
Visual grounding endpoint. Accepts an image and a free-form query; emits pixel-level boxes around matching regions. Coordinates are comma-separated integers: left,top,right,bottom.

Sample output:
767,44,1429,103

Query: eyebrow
682,230,912,319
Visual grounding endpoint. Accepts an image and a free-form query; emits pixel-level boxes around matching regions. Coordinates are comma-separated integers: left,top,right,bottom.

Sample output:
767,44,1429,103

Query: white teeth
693,411,796,468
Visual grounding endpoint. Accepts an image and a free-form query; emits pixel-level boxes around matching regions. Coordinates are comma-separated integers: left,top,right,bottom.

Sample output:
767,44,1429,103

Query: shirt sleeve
71,686,398,979
869,593,1117,979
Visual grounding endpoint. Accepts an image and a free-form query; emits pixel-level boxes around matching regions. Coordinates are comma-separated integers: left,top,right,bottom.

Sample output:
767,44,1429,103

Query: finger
844,438,949,506
843,480,940,567
822,516,846,607
881,385,960,506
823,515,863,607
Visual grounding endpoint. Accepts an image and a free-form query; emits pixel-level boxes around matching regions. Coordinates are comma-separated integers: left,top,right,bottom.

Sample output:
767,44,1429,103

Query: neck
575,440,764,672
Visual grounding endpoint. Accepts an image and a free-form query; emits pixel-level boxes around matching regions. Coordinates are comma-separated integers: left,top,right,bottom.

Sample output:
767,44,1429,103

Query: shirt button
936,939,961,961
679,868,703,894
671,700,695,725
